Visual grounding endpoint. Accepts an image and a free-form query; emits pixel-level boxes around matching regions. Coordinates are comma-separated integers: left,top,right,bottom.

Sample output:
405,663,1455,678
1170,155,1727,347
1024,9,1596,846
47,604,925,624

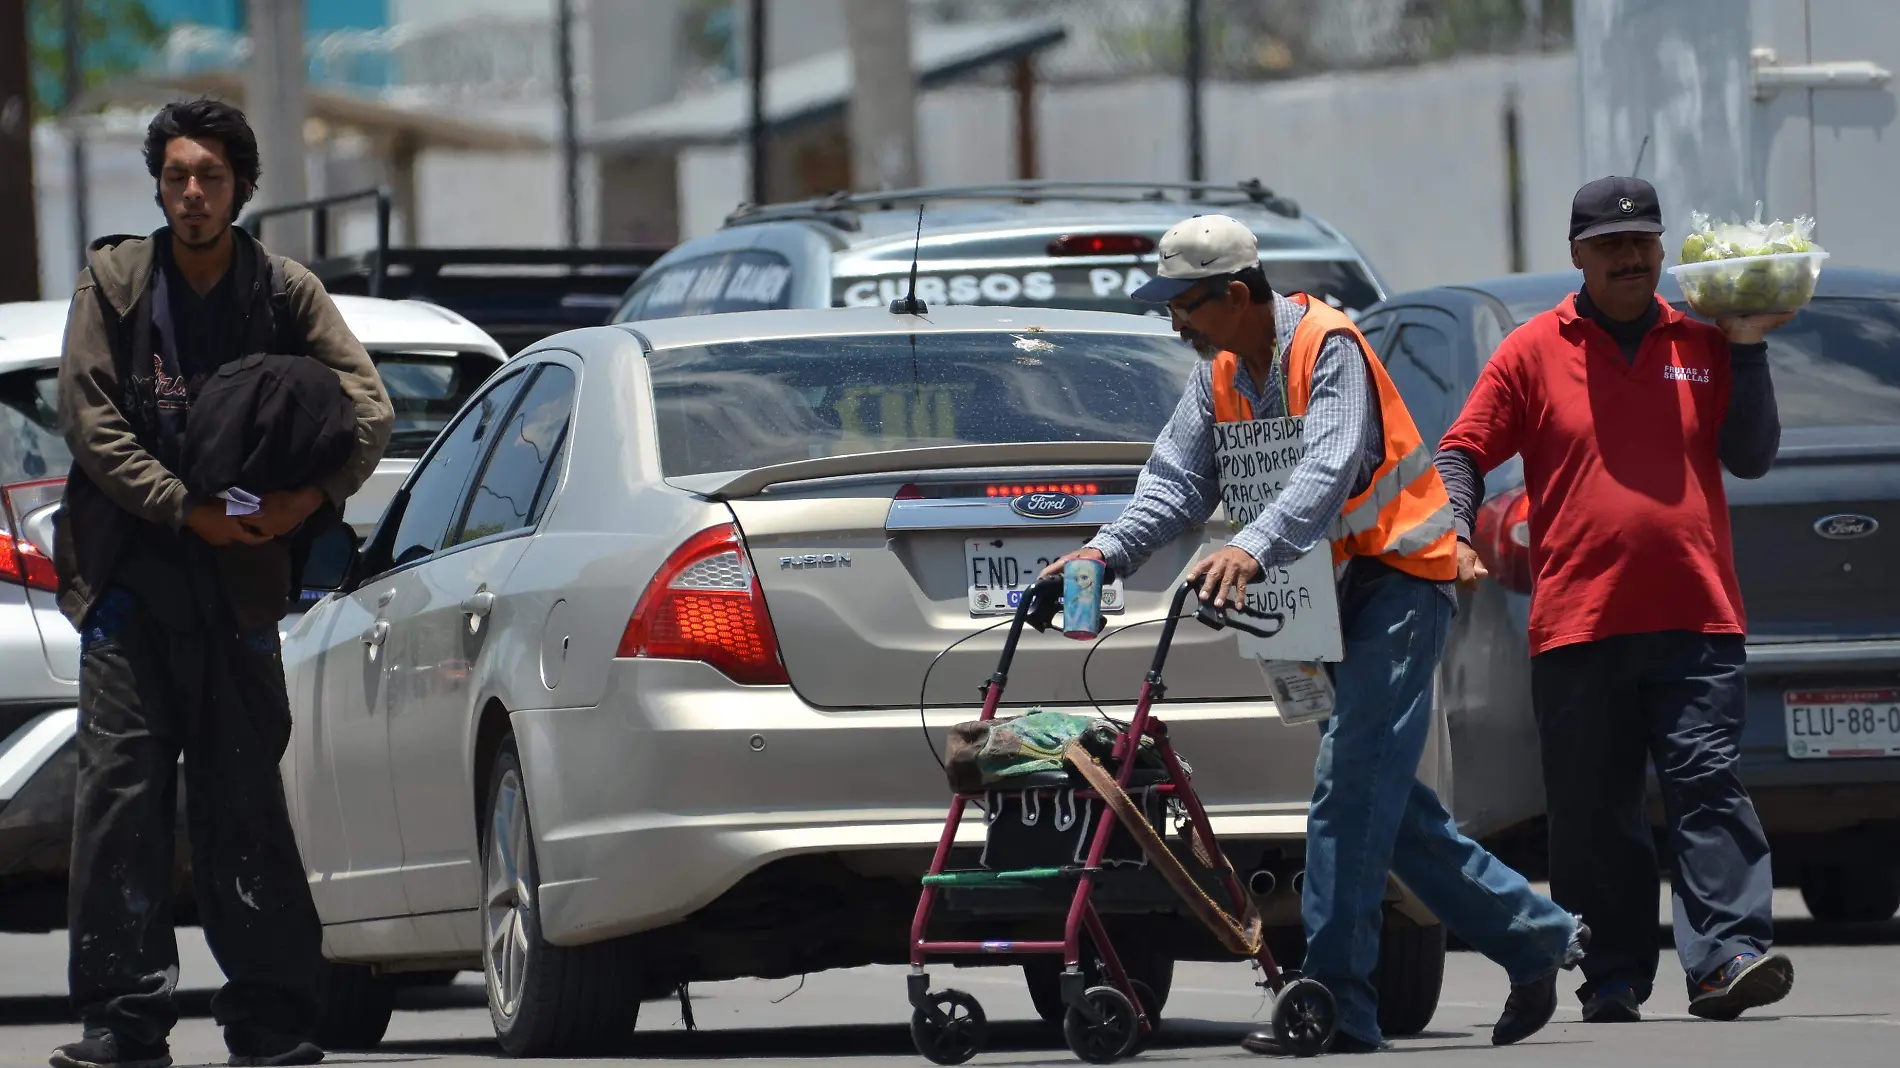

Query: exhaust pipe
1247,869,1278,897
1291,870,1306,896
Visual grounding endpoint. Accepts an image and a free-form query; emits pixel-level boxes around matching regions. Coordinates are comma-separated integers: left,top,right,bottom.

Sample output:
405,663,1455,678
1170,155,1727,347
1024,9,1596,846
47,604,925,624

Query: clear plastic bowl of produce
1667,251,1828,318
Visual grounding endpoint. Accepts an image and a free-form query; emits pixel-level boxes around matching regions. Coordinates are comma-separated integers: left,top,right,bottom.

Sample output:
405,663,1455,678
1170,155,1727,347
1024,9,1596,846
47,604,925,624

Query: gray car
609,180,1389,327
1358,267,1900,923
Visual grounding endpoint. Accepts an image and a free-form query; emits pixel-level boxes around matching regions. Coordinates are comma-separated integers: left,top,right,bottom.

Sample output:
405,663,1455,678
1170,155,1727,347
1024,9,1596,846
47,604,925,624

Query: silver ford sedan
284,305,1457,1055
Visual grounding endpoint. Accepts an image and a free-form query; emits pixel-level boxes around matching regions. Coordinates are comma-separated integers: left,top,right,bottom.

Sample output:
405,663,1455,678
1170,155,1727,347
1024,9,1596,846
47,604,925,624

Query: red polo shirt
1441,294,1744,655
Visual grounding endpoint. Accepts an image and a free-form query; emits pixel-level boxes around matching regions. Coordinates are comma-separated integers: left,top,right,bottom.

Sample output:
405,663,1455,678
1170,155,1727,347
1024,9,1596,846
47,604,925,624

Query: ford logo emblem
1814,513,1879,540
1011,491,1083,520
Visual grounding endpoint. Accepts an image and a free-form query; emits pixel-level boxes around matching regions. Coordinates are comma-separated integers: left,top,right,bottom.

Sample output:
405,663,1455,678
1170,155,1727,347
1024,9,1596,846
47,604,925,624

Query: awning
72,71,549,153
587,17,1066,154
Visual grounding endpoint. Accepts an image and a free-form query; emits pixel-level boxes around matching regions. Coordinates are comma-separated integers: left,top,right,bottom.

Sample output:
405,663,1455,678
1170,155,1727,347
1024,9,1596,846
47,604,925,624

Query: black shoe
1687,952,1794,1021
1492,972,1557,1046
1581,982,1642,1023
1490,916,1590,1046
1241,1028,1385,1055
50,1030,172,1068
225,1030,324,1068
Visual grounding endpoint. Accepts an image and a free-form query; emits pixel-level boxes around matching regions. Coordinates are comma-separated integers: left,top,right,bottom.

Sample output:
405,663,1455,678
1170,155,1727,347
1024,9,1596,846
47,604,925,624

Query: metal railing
240,187,394,295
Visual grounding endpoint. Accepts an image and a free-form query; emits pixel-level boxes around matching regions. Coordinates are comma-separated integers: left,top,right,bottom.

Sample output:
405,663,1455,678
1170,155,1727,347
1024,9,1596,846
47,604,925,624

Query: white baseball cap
1130,214,1261,303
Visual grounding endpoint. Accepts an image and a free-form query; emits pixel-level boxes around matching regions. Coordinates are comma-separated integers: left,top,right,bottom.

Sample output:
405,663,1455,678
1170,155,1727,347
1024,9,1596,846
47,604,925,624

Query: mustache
1611,265,1651,279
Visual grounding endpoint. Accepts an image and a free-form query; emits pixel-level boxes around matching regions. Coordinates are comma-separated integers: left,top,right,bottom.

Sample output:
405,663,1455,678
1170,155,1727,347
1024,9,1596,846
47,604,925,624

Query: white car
284,305,1457,1055
0,295,507,934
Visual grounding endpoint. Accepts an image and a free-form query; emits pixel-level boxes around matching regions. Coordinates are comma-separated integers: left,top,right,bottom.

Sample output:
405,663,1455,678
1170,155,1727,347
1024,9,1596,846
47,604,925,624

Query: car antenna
1631,133,1650,178
889,205,928,315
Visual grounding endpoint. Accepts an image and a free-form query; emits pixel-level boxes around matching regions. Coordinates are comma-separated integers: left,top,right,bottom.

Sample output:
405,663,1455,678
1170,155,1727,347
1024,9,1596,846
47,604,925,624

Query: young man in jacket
1046,215,1587,1055
50,99,393,1068
1435,176,1795,1023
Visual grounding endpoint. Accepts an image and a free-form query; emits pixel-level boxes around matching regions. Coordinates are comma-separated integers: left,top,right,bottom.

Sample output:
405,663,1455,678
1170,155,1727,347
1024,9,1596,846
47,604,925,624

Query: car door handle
461,591,496,618
363,619,390,650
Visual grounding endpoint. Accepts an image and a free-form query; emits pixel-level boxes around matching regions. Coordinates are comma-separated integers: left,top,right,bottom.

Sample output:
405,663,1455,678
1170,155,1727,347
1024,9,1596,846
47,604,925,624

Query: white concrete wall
1577,0,1900,269
678,52,1585,294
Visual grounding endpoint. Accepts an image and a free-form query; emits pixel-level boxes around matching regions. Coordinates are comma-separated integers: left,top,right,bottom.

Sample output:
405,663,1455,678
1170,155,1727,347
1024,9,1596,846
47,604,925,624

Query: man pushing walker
1045,215,1588,1055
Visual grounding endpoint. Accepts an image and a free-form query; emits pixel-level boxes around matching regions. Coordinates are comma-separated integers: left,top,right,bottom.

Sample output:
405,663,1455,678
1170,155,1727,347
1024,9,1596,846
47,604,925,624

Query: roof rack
241,188,670,354
721,178,1302,230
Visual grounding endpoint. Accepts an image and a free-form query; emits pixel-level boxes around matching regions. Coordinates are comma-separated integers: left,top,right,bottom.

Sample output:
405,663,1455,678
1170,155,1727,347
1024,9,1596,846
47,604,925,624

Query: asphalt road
3,889,1896,1067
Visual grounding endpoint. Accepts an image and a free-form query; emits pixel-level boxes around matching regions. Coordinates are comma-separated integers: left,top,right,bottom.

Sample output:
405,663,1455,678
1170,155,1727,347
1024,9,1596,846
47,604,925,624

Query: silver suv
610,180,1389,326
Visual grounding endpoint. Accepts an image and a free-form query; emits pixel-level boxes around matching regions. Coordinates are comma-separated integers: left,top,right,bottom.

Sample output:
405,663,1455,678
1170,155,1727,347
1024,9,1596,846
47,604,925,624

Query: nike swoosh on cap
1161,251,1181,259
1199,257,1219,266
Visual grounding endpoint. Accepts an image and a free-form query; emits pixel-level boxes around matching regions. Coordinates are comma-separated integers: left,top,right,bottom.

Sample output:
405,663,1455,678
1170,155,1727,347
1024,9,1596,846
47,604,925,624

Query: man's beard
174,220,230,252
1180,329,1220,359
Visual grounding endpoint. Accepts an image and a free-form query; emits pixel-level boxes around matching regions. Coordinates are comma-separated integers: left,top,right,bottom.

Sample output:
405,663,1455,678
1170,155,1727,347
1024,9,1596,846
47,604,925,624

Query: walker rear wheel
1271,977,1337,1058
910,989,986,1065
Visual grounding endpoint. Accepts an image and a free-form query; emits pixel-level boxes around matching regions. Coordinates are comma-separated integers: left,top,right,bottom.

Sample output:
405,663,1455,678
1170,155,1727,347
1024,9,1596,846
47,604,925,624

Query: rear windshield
648,331,1195,476
377,351,503,458
0,369,67,486
834,258,1384,321
1680,297,1900,429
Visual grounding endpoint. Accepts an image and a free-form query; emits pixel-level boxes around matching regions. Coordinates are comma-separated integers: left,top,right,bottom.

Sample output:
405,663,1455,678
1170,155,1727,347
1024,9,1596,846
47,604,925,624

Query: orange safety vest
1210,295,1458,583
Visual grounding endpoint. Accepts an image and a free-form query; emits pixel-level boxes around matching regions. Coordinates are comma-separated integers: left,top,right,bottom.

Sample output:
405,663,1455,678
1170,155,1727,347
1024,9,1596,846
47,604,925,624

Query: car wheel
1024,945,1173,1027
312,961,395,1050
1373,913,1446,1038
1798,862,1900,924
483,736,641,1056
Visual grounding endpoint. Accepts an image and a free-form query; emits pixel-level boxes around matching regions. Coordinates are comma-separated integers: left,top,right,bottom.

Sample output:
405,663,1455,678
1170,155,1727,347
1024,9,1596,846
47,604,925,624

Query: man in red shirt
1435,176,1796,1023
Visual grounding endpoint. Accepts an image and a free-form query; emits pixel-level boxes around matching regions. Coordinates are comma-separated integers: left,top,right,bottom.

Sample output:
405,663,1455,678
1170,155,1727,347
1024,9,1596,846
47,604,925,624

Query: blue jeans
1301,565,1577,1045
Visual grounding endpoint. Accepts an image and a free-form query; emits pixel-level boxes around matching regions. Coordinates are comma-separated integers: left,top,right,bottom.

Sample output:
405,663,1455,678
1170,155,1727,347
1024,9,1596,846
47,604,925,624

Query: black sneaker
1688,952,1794,1021
50,1030,172,1068
1492,919,1590,1046
225,1030,324,1068
1582,982,1642,1023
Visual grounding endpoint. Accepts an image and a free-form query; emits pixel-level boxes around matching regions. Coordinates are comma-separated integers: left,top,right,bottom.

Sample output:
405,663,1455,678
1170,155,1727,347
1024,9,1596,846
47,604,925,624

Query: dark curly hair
143,98,262,217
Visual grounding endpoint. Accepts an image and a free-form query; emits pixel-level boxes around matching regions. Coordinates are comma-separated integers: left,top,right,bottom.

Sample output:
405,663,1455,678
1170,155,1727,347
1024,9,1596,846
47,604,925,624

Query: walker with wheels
905,574,1338,1064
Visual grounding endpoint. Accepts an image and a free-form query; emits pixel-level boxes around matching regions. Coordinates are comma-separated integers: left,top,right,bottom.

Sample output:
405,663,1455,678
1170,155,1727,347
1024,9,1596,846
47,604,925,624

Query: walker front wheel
1271,977,1337,1058
1063,985,1140,1064
910,989,986,1065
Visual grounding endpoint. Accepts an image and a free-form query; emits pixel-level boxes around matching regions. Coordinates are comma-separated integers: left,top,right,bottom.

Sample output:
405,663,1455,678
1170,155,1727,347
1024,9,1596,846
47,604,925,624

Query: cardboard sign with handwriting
1212,416,1344,664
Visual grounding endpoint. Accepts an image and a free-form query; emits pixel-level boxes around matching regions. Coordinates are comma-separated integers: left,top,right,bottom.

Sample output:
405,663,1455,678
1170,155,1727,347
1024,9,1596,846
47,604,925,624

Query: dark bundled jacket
181,352,360,502
54,228,393,631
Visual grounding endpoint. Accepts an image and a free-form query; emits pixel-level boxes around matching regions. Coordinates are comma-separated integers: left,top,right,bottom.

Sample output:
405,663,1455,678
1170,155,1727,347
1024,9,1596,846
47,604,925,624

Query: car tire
483,736,641,1056
312,961,396,1050
1024,946,1173,1027
1798,862,1900,924
1373,914,1446,1038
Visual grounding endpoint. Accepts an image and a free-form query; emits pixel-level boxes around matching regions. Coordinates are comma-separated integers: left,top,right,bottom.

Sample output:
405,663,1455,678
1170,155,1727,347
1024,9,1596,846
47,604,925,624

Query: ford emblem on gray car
1813,513,1879,540
1012,491,1083,520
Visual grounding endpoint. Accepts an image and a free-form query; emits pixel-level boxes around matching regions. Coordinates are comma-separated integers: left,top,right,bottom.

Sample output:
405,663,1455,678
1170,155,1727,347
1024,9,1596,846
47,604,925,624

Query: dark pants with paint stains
67,584,322,1048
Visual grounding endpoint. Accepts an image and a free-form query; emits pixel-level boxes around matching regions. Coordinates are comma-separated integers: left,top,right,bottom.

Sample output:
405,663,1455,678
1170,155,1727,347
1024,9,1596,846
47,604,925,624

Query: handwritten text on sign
1213,416,1345,663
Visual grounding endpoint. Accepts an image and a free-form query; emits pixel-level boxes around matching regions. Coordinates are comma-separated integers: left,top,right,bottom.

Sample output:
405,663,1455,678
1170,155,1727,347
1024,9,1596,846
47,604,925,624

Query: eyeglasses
1169,277,1232,317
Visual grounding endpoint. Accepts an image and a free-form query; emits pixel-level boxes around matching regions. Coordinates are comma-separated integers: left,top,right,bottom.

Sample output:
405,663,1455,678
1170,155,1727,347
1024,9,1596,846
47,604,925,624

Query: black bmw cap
1569,176,1664,241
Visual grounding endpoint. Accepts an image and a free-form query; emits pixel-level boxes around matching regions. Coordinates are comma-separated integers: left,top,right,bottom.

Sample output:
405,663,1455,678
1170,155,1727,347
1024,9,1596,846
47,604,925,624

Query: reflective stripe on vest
1210,296,1458,583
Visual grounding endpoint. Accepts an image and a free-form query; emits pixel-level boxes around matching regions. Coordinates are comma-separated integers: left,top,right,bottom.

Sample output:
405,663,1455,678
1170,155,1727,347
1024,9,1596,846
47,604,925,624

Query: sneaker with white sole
1688,952,1794,1021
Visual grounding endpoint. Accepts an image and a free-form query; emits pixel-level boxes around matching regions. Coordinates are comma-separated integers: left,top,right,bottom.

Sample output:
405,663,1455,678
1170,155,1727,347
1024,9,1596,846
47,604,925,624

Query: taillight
893,480,1119,500
1472,486,1533,595
1046,234,1155,257
617,523,789,685
1,479,64,593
